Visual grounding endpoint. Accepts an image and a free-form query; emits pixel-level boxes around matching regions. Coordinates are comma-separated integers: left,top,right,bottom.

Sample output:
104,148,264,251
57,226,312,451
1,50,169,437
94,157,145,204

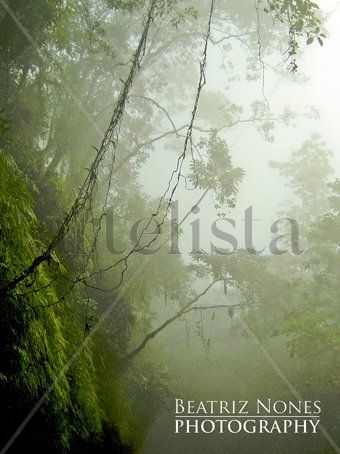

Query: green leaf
306,37,314,45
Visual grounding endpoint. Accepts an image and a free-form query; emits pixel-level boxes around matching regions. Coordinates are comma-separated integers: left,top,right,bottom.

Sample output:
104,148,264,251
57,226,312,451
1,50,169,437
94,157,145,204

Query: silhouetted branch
124,279,221,360
77,0,216,293
182,302,249,314
1,0,158,294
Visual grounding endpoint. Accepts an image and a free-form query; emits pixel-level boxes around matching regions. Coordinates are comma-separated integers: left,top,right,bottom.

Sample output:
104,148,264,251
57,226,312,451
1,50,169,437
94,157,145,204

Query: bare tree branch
124,279,221,360
182,302,250,315
131,94,179,136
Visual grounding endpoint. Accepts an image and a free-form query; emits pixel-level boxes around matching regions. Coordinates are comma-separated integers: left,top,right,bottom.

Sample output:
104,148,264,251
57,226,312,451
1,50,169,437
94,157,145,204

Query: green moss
0,150,133,451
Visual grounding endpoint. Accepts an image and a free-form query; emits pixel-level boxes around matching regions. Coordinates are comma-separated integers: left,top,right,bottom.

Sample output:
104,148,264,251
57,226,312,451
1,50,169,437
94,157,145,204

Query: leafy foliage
0,0,334,451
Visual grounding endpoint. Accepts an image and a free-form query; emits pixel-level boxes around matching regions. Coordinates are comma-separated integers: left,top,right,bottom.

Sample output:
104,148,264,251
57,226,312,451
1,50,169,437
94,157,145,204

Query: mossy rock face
0,150,132,452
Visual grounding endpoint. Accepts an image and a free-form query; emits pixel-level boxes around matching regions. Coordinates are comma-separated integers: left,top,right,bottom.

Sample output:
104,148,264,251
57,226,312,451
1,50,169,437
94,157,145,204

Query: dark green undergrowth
0,150,135,452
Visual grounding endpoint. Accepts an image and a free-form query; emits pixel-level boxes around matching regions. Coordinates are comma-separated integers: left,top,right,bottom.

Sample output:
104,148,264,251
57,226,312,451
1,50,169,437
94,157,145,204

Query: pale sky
140,0,340,255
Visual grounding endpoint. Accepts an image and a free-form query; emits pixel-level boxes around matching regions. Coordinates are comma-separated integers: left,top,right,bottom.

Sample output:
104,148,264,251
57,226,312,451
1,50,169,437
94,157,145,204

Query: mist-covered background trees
0,0,339,452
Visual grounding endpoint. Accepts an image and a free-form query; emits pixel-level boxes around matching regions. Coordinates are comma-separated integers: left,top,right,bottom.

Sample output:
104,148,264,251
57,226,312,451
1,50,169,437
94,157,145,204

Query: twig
124,279,220,360
1,0,158,294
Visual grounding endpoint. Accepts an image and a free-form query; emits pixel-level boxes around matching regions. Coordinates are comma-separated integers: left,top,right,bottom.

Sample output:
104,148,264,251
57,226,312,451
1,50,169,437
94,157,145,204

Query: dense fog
0,0,339,453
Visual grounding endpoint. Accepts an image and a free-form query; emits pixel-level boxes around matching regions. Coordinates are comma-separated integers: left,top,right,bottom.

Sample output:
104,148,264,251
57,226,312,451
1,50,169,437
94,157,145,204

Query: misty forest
0,0,339,452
